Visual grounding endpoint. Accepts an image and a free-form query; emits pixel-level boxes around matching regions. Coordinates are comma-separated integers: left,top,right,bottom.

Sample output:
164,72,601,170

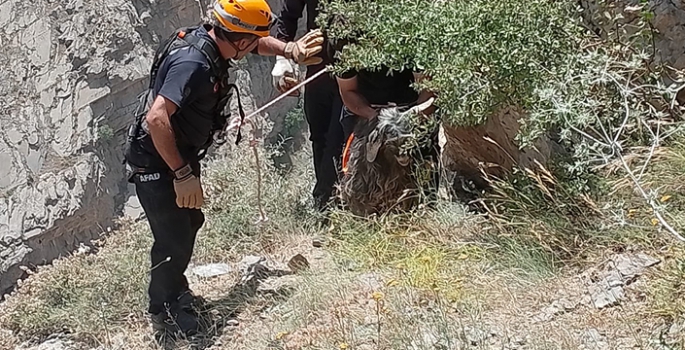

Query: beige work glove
284,29,324,66
173,164,204,209
271,55,301,96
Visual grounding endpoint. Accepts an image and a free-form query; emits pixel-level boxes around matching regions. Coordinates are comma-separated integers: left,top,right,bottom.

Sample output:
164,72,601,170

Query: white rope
244,67,330,121
229,66,330,224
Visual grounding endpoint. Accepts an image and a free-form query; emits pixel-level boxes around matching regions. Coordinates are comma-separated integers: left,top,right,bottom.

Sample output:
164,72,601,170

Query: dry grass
0,144,321,349
0,218,150,344
1,136,684,349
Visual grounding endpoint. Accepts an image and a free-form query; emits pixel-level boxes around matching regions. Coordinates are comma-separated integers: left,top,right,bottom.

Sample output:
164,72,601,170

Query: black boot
151,302,199,337
176,288,201,313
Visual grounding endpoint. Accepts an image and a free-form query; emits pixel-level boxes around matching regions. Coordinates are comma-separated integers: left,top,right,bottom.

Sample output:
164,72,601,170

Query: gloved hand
284,29,324,66
271,55,301,96
173,164,204,209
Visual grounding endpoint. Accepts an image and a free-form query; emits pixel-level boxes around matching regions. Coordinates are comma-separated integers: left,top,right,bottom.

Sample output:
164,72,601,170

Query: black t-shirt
152,26,219,159
338,66,419,106
274,0,334,68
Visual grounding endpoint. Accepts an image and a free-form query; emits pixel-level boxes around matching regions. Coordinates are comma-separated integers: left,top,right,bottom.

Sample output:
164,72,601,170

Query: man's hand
173,164,204,209
284,29,324,66
271,56,301,96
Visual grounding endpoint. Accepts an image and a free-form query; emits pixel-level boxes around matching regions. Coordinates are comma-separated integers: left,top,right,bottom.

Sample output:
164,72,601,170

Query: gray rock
312,237,326,247
614,253,660,280
239,255,269,283
464,326,491,346
17,338,75,350
581,328,609,350
192,263,232,278
590,284,624,309
239,255,266,273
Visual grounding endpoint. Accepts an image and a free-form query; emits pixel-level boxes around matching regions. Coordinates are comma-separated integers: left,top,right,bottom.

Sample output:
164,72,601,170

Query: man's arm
145,95,185,171
255,36,288,56
413,72,437,116
274,0,306,42
337,75,379,120
145,59,209,171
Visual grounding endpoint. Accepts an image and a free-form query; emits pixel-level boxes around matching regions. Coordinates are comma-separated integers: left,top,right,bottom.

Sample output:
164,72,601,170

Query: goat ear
366,129,382,163
407,97,435,115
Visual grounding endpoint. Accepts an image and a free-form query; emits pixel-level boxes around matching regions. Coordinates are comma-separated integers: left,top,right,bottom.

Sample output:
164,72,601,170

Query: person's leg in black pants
303,70,345,211
133,169,203,334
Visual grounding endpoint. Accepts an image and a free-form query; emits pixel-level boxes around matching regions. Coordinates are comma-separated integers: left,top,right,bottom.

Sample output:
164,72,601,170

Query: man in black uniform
332,36,441,201
123,0,324,336
271,0,345,212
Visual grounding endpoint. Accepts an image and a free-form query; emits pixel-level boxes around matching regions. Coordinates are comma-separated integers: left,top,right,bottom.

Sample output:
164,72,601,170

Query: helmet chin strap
226,40,242,60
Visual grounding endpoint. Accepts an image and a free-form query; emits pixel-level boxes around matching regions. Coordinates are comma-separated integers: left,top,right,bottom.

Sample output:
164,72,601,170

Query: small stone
287,254,310,272
140,11,152,22
239,255,268,281
465,327,489,346
192,263,232,278
240,255,265,270
582,328,609,350
226,319,239,327
668,320,685,338
312,237,326,248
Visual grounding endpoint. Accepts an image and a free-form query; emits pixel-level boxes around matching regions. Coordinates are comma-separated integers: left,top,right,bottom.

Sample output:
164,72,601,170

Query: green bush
317,0,680,153
318,0,583,128
318,0,685,250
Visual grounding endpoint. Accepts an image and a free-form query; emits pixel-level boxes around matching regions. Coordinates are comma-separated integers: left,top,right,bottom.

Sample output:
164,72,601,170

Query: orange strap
342,133,354,174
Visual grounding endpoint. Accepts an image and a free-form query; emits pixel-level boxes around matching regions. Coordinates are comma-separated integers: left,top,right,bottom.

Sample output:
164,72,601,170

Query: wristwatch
173,163,193,180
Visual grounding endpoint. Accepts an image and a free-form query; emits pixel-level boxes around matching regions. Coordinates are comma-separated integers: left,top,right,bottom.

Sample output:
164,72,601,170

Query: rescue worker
332,36,441,201
123,0,324,337
271,0,345,212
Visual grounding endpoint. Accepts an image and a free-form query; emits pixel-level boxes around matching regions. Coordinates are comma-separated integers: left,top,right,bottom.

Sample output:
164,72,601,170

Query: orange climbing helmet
212,0,275,38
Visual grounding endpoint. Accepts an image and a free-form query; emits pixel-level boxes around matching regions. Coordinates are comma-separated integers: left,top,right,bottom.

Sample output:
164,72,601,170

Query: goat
338,98,439,216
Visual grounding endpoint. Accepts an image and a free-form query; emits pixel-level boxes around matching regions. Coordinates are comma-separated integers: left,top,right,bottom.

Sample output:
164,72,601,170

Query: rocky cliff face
0,0,300,296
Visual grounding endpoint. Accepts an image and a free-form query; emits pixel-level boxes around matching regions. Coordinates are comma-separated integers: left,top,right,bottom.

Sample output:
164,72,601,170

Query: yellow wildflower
651,218,659,226
661,195,672,203
339,343,349,349
372,291,385,301
276,331,288,340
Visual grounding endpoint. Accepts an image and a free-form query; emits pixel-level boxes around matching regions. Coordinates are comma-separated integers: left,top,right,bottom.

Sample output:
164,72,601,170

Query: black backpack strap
180,28,228,79
228,83,246,145
211,83,245,146
129,27,197,143
180,28,246,145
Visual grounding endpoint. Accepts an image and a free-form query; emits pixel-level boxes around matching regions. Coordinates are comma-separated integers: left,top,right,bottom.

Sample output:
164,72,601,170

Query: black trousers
304,68,345,209
133,168,204,315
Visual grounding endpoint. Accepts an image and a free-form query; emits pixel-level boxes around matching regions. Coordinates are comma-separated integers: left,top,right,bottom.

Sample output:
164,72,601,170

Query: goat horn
408,97,436,115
